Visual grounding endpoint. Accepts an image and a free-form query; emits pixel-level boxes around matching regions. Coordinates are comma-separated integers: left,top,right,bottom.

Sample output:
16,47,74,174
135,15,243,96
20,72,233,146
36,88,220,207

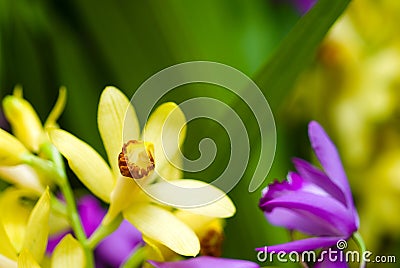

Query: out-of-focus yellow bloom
49,86,235,257
0,87,66,192
0,165,45,194
0,188,50,266
0,187,79,268
3,92,44,153
18,249,41,268
50,234,85,268
2,87,66,153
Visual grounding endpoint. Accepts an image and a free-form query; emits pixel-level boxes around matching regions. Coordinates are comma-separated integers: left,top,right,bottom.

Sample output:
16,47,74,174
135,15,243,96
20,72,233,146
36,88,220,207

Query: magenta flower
257,121,359,253
47,195,143,267
148,256,259,268
49,196,259,267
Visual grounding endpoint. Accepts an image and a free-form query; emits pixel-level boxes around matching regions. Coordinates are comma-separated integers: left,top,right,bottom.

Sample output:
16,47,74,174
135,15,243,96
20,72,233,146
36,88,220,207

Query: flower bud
2,95,44,152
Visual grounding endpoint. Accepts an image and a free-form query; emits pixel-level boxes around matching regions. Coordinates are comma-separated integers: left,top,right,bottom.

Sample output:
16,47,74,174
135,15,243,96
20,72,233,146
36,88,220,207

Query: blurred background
1,0,399,267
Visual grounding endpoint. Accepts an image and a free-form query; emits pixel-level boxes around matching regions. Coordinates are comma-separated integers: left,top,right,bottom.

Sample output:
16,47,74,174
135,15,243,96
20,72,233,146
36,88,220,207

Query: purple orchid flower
47,195,143,268
257,121,359,254
148,256,260,268
49,196,260,267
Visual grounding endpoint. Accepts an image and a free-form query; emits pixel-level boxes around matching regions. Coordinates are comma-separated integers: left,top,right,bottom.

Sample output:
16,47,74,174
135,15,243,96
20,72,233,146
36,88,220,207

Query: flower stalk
120,245,146,268
22,146,95,267
87,214,123,250
352,231,366,268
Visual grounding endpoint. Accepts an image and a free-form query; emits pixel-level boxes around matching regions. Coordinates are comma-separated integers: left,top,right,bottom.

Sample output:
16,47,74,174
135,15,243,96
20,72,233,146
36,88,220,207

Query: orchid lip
118,140,155,179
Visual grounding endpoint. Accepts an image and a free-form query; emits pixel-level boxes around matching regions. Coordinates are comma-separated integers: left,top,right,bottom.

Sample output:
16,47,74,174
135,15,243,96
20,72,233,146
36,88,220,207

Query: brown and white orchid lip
118,140,155,179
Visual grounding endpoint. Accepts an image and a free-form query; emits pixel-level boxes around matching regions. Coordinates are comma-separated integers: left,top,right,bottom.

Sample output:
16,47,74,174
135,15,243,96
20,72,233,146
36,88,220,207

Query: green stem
59,177,94,268
50,194,68,218
352,231,367,268
87,214,123,250
24,152,95,267
121,245,146,268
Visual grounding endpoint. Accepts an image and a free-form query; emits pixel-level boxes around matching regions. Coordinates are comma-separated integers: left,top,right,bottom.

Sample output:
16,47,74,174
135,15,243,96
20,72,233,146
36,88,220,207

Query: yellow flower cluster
0,86,236,267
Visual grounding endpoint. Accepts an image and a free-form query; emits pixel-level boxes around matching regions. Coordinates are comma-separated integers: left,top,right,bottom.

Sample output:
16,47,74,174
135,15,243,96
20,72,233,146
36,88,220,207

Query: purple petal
148,256,260,268
308,121,358,226
264,208,340,236
256,236,344,253
96,220,142,267
293,158,346,205
47,231,70,254
260,190,356,236
260,172,304,202
77,196,143,267
262,173,338,236
77,195,105,236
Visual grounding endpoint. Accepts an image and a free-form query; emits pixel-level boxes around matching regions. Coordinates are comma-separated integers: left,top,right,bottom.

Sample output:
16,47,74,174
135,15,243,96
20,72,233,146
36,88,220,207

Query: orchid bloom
257,121,359,256
48,195,258,268
47,195,142,268
0,188,50,267
49,86,235,256
0,87,66,193
0,187,83,268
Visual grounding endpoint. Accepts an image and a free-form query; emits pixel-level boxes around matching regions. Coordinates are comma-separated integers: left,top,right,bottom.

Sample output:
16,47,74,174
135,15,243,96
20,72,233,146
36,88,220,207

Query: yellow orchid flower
49,86,235,256
0,87,66,191
2,86,66,153
0,187,50,266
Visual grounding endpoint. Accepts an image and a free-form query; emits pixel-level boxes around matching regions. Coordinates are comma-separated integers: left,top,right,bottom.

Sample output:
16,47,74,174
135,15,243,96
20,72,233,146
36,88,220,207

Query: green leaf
255,0,351,109
224,0,351,261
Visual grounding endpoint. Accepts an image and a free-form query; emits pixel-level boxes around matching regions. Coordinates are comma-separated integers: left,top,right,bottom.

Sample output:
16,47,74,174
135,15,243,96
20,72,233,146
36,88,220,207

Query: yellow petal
51,234,85,268
0,188,35,252
0,165,44,194
2,95,44,152
123,203,199,256
0,128,29,166
49,129,114,202
103,176,140,224
142,103,186,180
17,249,40,268
174,210,216,234
0,254,17,268
145,179,236,218
98,86,140,176
0,222,17,261
44,87,67,129
22,188,50,263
